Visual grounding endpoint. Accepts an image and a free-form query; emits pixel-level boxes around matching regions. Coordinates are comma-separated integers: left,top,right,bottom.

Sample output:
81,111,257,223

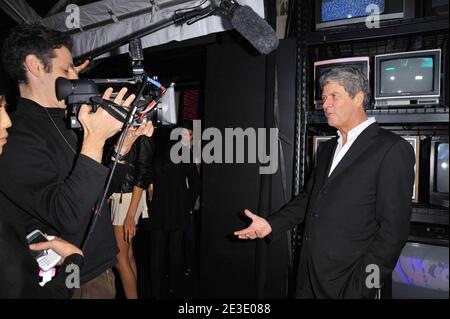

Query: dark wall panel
200,42,266,298
265,38,297,298
200,39,297,298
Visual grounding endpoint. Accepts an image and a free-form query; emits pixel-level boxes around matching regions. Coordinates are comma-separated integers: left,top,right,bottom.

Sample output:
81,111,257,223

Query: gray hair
319,66,370,108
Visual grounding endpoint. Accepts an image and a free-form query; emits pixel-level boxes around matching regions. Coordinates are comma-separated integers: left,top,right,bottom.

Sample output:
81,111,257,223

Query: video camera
56,38,176,129
56,76,177,129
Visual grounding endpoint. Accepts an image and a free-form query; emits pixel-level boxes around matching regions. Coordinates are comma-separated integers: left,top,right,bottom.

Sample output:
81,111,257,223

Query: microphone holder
173,4,216,25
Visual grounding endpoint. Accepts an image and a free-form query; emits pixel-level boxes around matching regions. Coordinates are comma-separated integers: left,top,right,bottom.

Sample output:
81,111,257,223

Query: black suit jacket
267,122,415,298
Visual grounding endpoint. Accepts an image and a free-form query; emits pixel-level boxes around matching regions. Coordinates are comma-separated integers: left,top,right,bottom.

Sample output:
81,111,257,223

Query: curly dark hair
1,24,72,85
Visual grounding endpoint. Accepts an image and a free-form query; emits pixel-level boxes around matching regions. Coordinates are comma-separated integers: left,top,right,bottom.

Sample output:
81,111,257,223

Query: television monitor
402,136,420,203
314,57,370,109
392,242,449,299
150,83,177,126
312,136,336,163
374,49,441,107
429,136,449,208
315,0,415,30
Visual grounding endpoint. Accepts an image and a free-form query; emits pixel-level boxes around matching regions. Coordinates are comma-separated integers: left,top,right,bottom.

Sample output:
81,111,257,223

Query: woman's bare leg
114,225,138,299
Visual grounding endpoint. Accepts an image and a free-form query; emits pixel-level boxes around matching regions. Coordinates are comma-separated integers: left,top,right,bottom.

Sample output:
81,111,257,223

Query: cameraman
0,24,153,298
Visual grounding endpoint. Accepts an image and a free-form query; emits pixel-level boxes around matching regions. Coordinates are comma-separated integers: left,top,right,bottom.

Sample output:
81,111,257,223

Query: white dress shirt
328,117,376,176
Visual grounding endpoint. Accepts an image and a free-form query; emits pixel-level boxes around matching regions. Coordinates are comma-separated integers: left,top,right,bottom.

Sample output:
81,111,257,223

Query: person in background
110,136,153,299
149,126,200,298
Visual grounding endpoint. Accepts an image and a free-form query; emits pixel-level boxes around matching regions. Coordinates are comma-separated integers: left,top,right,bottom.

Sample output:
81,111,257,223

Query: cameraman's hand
29,237,83,265
80,87,135,163
74,60,90,75
115,122,154,160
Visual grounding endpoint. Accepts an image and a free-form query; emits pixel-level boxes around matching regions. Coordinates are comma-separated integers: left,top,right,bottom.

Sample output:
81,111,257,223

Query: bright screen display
321,0,385,22
379,57,435,95
392,242,449,299
436,143,449,193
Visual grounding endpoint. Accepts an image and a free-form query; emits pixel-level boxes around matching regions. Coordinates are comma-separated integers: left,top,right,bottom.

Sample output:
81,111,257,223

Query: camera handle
89,96,129,123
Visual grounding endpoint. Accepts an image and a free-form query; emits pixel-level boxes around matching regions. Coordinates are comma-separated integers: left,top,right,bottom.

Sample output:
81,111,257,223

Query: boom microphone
215,0,279,55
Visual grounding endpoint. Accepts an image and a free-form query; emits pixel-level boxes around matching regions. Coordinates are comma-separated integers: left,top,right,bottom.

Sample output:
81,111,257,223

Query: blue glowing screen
392,242,449,299
321,0,385,22
437,143,449,193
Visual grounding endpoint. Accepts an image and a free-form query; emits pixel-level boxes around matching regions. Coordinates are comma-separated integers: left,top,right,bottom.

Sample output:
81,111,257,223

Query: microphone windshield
229,5,279,55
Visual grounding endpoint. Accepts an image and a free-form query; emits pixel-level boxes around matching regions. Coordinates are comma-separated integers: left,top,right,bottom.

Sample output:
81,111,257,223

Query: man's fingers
79,104,92,114
236,231,256,240
144,122,154,136
102,87,114,100
234,227,252,236
114,87,128,105
122,93,136,108
29,241,51,250
75,60,90,75
247,233,257,240
78,105,92,123
244,209,257,220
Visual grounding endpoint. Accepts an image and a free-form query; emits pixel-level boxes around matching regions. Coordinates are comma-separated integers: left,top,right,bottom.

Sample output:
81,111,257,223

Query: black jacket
149,131,200,231
0,98,121,283
268,123,415,298
111,136,153,194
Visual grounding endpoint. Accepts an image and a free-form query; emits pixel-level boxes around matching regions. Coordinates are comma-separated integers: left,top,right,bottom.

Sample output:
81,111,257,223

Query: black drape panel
200,38,296,298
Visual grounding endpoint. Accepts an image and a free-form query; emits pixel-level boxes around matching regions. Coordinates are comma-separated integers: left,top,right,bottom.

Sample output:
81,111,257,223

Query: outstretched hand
234,209,272,240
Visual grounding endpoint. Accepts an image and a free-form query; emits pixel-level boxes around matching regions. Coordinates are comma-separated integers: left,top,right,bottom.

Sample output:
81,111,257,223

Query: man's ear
354,91,365,108
23,54,45,79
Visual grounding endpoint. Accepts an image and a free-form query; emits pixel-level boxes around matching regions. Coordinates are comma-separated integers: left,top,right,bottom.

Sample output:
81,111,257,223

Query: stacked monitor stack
310,0,449,299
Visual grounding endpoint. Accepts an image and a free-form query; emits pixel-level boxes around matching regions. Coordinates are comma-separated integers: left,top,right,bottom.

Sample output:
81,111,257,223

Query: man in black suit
234,66,415,299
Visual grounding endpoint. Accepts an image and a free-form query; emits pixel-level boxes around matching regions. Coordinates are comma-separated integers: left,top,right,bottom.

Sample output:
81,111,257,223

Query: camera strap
90,96,129,123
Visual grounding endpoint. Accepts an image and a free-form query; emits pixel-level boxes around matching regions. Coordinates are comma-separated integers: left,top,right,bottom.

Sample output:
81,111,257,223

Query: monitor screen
392,242,449,299
312,136,336,163
374,49,441,105
314,57,369,106
158,84,177,126
316,0,412,29
436,143,449,193
321,0,385,22
379,57,435,95
402,136,420,202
